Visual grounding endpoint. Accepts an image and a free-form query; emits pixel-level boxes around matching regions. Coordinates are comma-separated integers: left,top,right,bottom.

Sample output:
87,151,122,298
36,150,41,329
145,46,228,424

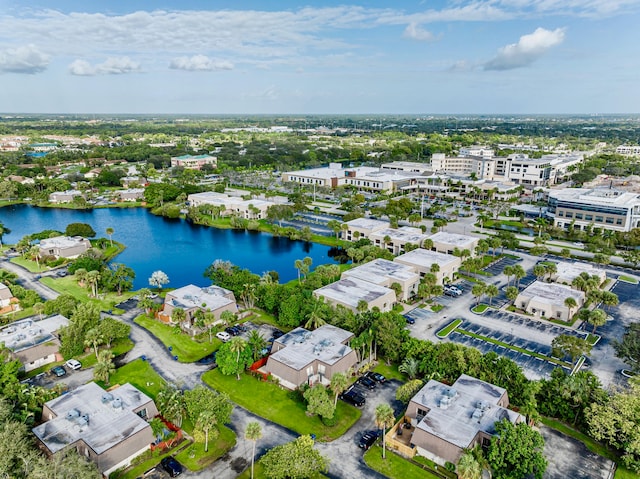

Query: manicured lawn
431,303,444,313
134,314,220,362
364,446,442,479
436,319,462,338
175,425,236,471
202,369,361,442
472,303,489,313
10,256,45,272
372,363,406,382
540,417,639,479
245,308,282,328
586,333,601,346
97,358,166,399
40,276,134,313
619,275,639,284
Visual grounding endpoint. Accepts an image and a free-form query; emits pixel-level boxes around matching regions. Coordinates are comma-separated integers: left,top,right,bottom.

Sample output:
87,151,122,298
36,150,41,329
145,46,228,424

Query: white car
572,242,584,247
65,359,82,370
216,331,231,342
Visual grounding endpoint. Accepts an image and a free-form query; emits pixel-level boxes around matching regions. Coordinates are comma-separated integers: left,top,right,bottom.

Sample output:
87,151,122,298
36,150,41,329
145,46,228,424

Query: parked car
65,359,82,370
365,371,386,384
50,365,66,377
56,270,67,277
357,376,377,390
216,331,231,342
272,329,284,339
405,315,415,324
196,352,217,367
225,326,240,336
443,285,462,297
160,457,183,477
358,430,380,450
339,388,366,407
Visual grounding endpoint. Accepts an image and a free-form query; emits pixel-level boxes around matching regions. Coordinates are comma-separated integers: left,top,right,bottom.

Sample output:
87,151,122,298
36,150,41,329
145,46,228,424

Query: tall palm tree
485,284,499,306
84,327,104,357
330,372,349,407
512,265,526,289
28,246,41,271
156,383,186,428
502,265,514,287
85,270,101,298
587,308,607,334
93,350,115,385
245,422,262,479
229,337,248,380
375,403,395,459
105,227,114,247
564,297,577,319
247,330,267,361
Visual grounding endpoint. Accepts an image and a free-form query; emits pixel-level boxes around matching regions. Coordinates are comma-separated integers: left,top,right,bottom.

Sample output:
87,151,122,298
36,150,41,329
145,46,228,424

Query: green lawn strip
174,425,236,471
245,308,283,328
202,369,361,442
22,338,134,379
10,256,45,272
540,417,639,479
586,333,601,346
458,329,571,368
471,303,489,313
364,445,443,479
40,276,131,313
431,304,444,313
619,275,639,284
372,363,406,382
96,358,167,399
134,315,219,363
436,319,462,338
110,439,191,479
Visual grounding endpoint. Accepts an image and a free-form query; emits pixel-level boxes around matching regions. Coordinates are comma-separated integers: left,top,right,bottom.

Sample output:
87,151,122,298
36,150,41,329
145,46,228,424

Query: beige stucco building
369,227,430,254
39,236,91,259
341,259,420,302
394,249,462,285
427,231,480,256
264,325,358,390
162,284,238,330
33,382,159,477
313,276,397,312
404,374,524,465
515,281,585,321
550,261,607,286
343,218,389,241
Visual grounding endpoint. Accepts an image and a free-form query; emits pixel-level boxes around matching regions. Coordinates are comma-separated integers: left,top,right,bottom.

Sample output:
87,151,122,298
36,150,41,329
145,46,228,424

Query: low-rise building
265,325,357,390
380,161,433,174
548,187,640,232
49,190,83,203
515,281,585,321
313,276,397,313
1,315,68,371
403,374,524,465
117,188,145,202
551,261,607,286
427,232,480,256
39,236,91,259
0,283,17,311
33,382,158,477
170,154,217,170
161,284,238,329
394,249,461,285
369,227,430,254
343,218,389,241
187,192,276,220
341,259,420,301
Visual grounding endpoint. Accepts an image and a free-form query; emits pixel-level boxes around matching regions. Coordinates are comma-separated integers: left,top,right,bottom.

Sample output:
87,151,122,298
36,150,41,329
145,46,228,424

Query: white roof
428,231,479,249
167,284,235,311
39,236,87,250
346,218,389,231
314,277,394,309
395,248,461,268
342,258,419,285
518,281,585,307
0,315,68,353
371,227,430,244
549,187,640,207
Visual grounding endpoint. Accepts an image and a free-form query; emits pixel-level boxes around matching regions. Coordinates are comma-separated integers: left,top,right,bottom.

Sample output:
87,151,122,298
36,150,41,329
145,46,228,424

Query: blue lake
0,205,336,289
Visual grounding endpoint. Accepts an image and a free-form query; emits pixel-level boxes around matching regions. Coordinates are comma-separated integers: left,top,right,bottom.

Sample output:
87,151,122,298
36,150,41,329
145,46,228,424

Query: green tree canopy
65,222,96,238
259,435,329,479
487,420,547,479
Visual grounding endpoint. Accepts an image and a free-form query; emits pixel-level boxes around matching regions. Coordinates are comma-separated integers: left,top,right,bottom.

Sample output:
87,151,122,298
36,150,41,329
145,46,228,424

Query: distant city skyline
0,1,638,114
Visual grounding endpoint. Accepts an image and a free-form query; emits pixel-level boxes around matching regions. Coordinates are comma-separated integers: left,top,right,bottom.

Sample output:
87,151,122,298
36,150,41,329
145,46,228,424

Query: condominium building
170,154,217,170
548,187,640,232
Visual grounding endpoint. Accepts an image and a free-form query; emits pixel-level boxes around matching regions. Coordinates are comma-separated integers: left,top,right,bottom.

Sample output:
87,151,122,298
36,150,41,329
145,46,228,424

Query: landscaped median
202,368,361,441
435,319,462,339
471,303,490,314
134,314,219,362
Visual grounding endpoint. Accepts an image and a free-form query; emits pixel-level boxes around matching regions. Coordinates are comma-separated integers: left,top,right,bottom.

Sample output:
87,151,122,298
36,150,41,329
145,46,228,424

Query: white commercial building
188,192,277,219
394,249,462,285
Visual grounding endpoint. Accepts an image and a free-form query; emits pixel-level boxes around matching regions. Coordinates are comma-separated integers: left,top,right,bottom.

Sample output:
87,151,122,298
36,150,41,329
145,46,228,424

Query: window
417,408,427,420
136,408,147,419
605,217,614,224
616,218,623,225
575,213,583,220
595,216,604,222
565,212,573,218
585,215,593,221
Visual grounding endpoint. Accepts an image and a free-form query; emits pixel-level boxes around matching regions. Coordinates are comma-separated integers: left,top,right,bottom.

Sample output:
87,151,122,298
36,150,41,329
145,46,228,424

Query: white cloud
0,45,49,74
68,56,141,76
403,23,437,42
448,60,475,72
484,27,565,70
169,55,233,72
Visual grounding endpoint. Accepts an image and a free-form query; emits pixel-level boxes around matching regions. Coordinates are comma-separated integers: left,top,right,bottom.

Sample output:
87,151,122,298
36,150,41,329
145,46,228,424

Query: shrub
321,414,338,427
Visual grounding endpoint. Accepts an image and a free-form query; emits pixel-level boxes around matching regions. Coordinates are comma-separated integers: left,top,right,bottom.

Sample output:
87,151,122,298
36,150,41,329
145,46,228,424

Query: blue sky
0,0,638,114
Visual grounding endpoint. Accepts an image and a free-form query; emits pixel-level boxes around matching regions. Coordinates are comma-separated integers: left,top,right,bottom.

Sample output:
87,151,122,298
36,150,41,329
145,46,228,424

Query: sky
0,0,639,115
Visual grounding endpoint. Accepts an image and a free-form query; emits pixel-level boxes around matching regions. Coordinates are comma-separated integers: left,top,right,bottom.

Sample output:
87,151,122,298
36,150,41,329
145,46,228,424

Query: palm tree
564,297,577,319
399,357,420,379
156,383,186,428
505,286,519,305
229,337,247,380
0,269,18,285
33,302,45,320
512,265,526,289
294,259,303,283
28,246,41,271
485,284,499,306
85,270,101,298
330,372,349,407
472,282,486,306
84,327,104,357
533,264,546,281
457,450,482,479
247,330,267,361
375,403,395,459
587,308,607,334
93,349,115,385
0,221,10,247
502,265,514,287
105,227,114,247
171,307,186,326
245,422,262,479
305,299,327,330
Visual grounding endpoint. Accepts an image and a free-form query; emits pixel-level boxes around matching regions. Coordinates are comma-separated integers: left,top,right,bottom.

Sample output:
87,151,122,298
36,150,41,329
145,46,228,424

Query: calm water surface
0,205,335,289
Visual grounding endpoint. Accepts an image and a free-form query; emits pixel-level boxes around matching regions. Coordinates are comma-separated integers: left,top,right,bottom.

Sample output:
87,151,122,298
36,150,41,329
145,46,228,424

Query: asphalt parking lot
482,309,585,340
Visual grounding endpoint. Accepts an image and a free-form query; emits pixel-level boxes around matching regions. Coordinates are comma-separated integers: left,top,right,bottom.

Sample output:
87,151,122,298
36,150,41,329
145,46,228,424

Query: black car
405,315,415,324
339,388,366,407
160,457,183,477
225,326,240,336
358,430,379,450
357,376,377,390
196,352,218,368
272,329,284,339
365,371,386,383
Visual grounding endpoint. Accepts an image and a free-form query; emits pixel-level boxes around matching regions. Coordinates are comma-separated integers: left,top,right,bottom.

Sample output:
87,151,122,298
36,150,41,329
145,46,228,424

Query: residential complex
547,187,640,232
33,382,158,476
313,276,397,313
161,284,239,328
403,374,523,465
48,190,83,203
341,258,420,302
265,324,358,390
